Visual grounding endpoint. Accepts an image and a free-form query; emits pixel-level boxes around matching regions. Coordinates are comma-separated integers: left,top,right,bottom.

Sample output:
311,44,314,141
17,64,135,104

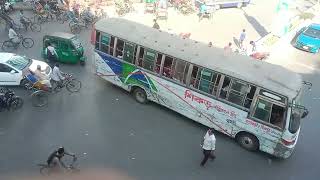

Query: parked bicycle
24,73,81,107
1,34,34,52
37,155,80,176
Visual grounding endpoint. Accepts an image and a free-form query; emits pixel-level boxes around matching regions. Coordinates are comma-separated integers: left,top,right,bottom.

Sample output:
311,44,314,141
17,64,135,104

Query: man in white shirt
46,42,58,67
8,25,19,44
32,65,52,88
51,63,65,89
200,128,216,167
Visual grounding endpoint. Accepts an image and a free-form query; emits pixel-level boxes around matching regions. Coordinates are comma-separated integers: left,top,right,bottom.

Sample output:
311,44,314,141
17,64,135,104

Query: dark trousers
200,149,216,166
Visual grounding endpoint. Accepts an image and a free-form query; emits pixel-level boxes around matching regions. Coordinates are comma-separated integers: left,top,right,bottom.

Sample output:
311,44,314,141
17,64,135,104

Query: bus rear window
289,112,301,133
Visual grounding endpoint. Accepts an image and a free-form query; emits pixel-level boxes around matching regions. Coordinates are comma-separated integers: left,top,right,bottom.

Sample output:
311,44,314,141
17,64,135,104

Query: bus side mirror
301,109,309,119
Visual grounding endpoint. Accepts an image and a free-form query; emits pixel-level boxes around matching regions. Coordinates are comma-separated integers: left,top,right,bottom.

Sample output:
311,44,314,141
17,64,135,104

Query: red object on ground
250,52,270,60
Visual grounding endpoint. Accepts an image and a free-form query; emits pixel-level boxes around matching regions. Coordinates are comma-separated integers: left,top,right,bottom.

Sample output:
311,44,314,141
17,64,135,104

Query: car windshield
303,27,320,39
6,55,31,70
71,37,81,48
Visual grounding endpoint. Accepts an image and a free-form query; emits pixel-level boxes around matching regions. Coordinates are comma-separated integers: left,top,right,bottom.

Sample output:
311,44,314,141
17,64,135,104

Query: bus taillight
91,26,96,45
281,138,296,146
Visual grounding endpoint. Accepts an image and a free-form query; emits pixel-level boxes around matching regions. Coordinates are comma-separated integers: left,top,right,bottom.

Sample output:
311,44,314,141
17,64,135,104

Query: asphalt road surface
0,19,319,180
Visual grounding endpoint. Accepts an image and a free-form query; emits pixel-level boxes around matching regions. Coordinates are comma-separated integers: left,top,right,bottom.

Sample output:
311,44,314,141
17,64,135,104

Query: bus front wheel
133,88,148,104
236,132,259,151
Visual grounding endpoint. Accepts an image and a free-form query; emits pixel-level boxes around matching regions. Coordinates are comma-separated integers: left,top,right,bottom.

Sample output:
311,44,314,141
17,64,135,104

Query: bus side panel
95,52,157,93
145,73,249,136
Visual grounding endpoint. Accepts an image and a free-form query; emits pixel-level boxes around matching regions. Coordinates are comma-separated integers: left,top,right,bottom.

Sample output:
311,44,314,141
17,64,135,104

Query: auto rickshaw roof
45,32,75,40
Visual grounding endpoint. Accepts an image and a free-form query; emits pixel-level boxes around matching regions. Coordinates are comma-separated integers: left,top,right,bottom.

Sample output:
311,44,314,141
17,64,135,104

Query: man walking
200,128,216,167
239,29,246,48
152,19,160,30
46,42,58,68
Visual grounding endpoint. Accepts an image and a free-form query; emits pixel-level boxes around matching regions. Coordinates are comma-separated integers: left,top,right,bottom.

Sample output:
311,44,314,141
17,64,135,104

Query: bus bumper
273,135,299,159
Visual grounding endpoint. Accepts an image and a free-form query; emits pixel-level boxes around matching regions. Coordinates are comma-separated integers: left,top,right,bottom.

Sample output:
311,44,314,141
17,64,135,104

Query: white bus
92,18,309,158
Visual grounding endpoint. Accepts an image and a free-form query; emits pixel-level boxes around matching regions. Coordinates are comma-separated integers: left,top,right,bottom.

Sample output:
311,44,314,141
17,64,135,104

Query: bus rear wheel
133,88,148,104
236,132,259,151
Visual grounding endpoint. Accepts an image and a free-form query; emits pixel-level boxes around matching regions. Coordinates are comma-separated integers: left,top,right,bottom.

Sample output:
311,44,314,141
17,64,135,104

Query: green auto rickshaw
42,32,86,65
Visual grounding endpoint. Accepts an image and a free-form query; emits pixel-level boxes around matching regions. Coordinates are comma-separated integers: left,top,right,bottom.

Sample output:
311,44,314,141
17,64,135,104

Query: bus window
270,104,285,129
219,76,231,99
115,39,125,59
190,65,201,88
244,85,257,109
100,34,110,54
123,42,135,64
162,56,174,78
137,47,145,67
228,80,249,106
253,99,286,128
154,53,163,74
95,31,101,49
108,36,115,56
253,99,272,123
173,59,188,84
142,49,156,71
198,69,220,95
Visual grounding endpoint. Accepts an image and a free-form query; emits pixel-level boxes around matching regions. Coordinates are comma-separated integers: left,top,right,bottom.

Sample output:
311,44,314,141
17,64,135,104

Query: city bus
92,18,309,158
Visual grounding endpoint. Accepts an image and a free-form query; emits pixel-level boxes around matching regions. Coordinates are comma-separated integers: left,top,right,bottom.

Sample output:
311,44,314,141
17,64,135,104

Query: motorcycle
0,87,24,111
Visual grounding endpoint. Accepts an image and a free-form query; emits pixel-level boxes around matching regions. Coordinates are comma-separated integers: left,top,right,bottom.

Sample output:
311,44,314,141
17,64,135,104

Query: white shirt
51,66,65,81
8,28,18,39
239,32,246,41
47,46,57,56
202,131,216,150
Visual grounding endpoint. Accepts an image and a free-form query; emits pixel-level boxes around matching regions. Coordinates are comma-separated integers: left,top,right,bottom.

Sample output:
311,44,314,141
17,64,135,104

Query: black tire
22,38,34,48
2,40,15,52
10,97,24,110
66,79,81,93
80,61,85,66
236,133,259,151
70,24,81,34
133,88,148,104
31,91,48,107
30,23,41,32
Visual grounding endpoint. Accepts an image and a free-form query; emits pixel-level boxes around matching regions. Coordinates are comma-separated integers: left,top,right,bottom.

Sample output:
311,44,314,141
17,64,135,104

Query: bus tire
133,88,148,104
236,132,259,151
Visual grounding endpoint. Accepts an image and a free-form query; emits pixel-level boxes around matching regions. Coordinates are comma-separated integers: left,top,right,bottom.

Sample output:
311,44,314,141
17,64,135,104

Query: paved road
0,14,320,180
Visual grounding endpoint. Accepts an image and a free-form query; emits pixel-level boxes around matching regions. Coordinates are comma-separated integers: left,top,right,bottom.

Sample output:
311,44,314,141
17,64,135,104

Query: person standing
223,42,232,54
239,29,246,48
46,42,58,68
200,128,216,167
153,19,160,30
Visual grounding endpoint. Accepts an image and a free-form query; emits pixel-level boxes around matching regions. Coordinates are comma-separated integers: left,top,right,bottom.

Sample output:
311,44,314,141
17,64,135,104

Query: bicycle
1,34,34,52
69,19,88,34
24,73,81,107
37,155,80,176
20,18,42,32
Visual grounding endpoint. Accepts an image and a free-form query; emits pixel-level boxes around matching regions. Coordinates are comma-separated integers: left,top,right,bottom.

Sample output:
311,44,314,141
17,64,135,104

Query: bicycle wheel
10,97,24,111
66,79,81,92
22,38,34,48
30,23,41,32
31,90,48,107
70,24,81,34
2,40,15,52
39,166,50,176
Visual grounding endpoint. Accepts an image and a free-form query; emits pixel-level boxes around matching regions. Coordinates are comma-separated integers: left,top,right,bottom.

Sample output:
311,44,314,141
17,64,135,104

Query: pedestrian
46,42,58,68
249,40,256,52
223,42,232,54
200,128,216,167
239,29,246,48
153,19,160,30
208,42,213,47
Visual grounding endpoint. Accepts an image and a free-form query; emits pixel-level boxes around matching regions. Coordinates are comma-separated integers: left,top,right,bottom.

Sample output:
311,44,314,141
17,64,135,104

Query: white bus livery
92,18,309,158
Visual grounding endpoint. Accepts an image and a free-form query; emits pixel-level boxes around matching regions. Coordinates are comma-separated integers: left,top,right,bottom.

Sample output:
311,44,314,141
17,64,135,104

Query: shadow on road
242,10,269,37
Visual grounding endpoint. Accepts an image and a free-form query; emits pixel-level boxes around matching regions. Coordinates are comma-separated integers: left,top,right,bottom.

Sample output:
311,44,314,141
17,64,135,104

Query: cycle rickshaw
23,72,81,107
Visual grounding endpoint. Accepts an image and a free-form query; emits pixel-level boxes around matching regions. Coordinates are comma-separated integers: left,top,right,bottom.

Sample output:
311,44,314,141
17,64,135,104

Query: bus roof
95,18,302,100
